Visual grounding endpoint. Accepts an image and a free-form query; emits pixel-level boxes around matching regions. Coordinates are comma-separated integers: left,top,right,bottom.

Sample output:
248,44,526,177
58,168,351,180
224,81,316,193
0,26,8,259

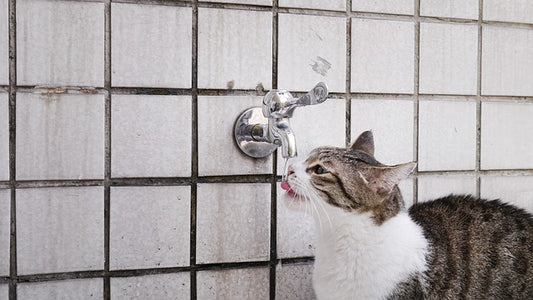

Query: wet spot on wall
310,56,331,76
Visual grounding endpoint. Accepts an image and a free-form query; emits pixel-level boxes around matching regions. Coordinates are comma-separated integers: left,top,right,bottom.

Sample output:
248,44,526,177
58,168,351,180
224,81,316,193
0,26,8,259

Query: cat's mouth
281,180,297,197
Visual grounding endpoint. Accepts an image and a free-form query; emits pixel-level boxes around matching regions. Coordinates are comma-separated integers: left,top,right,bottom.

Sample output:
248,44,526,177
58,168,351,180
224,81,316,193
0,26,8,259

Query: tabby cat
281,131,533,299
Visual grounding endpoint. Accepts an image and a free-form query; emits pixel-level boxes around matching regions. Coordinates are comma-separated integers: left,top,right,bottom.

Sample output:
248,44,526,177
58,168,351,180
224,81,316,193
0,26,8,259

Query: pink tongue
281,181,291,191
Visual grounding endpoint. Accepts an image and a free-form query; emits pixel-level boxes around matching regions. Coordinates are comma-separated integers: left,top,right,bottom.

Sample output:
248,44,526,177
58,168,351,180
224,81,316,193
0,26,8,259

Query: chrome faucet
234,82,329,158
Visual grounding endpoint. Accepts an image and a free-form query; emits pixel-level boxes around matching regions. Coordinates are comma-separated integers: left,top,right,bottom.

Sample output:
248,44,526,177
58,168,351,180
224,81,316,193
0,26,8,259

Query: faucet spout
269,118,297,158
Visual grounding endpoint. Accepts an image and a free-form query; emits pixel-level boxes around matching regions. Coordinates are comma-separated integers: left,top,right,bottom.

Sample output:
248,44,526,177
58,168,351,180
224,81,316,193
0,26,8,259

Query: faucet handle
262,82,329,119
296,82,329,106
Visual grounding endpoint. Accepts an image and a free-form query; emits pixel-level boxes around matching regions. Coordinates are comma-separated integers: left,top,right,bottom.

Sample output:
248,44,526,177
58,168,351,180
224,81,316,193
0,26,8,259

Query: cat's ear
359,162,416,197
349,130,374,156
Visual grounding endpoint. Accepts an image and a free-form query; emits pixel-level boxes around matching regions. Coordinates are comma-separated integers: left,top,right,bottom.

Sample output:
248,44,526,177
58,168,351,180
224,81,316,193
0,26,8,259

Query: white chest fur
312,211,428,300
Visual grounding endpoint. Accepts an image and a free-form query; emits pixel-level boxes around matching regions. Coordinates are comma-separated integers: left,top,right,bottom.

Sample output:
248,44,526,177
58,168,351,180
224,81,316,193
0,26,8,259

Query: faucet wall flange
234,106,279,158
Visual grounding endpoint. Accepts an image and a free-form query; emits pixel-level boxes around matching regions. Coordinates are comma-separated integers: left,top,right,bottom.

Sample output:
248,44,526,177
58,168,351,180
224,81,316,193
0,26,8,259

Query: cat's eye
312,165,327,175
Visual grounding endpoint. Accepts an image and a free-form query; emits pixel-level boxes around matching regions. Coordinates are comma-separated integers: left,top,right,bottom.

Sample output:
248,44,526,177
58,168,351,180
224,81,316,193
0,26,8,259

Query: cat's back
407,195,533,299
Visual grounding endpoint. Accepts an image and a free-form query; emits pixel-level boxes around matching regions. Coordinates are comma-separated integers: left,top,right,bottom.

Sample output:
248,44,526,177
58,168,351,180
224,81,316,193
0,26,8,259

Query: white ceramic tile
353,0,414,15
280,0,345,11
351,99,414,165
0,93,8,180
417,174,477,202
352,19,414,94
278,14,346,93
419,23,478,95
418,100,477,171
481,176,533,213
399,178,414,207
198,96,271,176
482,26,533,96
277,98,345,174
196,183,270,264
16,187,104,275
111,95,191,178
276,263,316,300
481,102,533,170
0,0,7,85
204,0,271,5
0,189,8,276
17,279,102,300
0,284,6,300
198,8,271,90
111,273,190,300
197,268,269,299
277,188,315,258
111,3,191,88
17,0,104,86
484,0,533,24
110,186,190,270
16,93,105,180
421,0,478,19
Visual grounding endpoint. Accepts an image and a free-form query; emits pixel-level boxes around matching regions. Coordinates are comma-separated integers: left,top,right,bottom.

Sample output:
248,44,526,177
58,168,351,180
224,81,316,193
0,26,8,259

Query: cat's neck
313,209,429,299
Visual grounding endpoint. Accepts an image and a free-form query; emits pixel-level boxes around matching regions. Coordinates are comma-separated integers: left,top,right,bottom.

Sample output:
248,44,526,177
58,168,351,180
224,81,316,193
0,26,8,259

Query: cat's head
282,131,416,224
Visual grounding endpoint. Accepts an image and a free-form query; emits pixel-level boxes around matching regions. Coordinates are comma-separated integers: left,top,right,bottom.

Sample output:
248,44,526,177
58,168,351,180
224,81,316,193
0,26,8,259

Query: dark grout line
3,175,275,189
103,1,112,299
269,2,278,299
110,87,194,96
415,169,533,176
10,85,533,102
7,256,316,285
345,0,352,146
110,177,191,186
181,176,271,183
198,1,272,12
418,15,478,24
482,20,533,29
278,6,346,17
109,267,190,278
81,0,533,29
4,168,533,190
8,0,17,299
111,0,193,7
475,0,484,198
2,167,532,190
412,0,421,205
271,0,278,91
196,260,271,272
279,256,315,265
15,271,106,284
190,0,199,299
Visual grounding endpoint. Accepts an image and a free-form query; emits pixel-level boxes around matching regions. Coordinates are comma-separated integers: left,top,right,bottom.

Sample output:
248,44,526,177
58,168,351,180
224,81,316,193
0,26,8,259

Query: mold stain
255,82,265,94
310,56,331,76
227,80,235,90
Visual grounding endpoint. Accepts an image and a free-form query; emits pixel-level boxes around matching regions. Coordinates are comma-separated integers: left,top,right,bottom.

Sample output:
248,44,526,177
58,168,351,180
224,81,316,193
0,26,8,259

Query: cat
281,131,533,299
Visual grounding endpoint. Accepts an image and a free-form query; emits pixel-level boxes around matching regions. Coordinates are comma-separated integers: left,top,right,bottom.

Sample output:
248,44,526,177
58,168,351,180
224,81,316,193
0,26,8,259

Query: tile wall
1,0,533,299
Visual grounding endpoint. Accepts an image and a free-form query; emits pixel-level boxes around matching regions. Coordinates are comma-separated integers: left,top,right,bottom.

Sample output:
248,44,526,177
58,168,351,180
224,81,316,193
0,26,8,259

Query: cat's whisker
298,194,305,213
307,189,326,232
310,189,333,229
308,192,323,231
295,180,328,229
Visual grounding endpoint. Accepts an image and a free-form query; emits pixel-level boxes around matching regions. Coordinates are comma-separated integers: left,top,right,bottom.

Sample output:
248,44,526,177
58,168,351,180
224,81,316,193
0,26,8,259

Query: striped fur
404,195,533,299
